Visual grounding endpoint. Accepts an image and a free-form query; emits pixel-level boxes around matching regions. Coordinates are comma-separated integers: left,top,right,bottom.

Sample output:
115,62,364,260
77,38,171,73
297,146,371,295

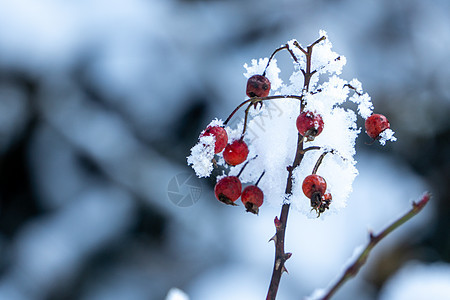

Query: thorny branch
266,35,326,300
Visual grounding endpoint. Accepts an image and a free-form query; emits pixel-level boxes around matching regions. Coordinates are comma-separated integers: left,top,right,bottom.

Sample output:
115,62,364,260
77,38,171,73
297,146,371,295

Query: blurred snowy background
0,0,449,299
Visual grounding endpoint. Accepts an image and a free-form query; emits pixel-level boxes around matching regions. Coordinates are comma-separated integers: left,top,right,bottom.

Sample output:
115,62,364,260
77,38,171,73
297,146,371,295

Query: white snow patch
187,135,215,178
379,128,397,146
166,288,190,300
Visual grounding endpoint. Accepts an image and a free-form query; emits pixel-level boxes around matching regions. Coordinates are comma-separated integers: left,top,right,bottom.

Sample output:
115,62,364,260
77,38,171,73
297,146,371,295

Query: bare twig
263,44,300,76
311,149,346,175
344,83,363,96
317,193,431,300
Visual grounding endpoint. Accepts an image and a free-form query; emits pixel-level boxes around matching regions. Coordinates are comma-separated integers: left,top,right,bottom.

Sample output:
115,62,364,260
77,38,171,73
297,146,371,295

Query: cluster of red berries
201,126,249,165
214,175,264,214
203,73,392,216
196,75,273,214
201,125,262,214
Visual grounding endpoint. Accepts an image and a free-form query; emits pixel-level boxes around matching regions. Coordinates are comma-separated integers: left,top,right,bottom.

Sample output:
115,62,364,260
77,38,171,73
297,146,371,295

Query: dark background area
0,0,449,299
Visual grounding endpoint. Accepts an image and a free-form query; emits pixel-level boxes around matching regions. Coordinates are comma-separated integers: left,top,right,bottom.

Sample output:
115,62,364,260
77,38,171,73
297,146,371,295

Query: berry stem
300,146,322,154
317,193,431,300
242,102,253,137
312,150,333,174
266,36,325,300
237,159,250,177
255,171,266,186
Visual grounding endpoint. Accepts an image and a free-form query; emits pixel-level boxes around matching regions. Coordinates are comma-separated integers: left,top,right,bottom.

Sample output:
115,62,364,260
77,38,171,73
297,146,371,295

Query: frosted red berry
365,113,390,139
296,111,324,140
241,185,264,214
246,75,271,98
302,174,327,199
223,139,249,166
200,126,228,153
214,176,242,206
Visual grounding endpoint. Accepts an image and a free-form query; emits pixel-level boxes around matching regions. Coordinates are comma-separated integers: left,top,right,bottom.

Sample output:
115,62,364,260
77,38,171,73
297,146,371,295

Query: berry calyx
365,113,390,140
214,176,242,206
296,111,324,141
223,138,249,166
200,126,228,153
302,174,327,199
241,185,264,214
317,193,332,215
246,75,271,98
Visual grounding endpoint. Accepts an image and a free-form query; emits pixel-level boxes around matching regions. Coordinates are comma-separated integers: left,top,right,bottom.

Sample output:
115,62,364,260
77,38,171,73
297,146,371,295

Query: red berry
302,174,327,199
241,185,264,214
246,75,271,98
296,111,324,140
200,126,228,153
214,176,242,206
365,114,390,139
223,139,249,166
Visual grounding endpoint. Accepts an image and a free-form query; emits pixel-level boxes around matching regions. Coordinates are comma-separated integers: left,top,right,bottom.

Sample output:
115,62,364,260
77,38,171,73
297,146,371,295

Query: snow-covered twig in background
312,193,431,300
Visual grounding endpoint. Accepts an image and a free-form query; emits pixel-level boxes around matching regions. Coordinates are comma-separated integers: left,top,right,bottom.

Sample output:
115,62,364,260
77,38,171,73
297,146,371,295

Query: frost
347,79,373,119
187,135,215,178
244,58,282,91
350,92,374,119
243,58,268,78
204,118,224,129
378,128,397,146
187,119,228,178
166,288,190,300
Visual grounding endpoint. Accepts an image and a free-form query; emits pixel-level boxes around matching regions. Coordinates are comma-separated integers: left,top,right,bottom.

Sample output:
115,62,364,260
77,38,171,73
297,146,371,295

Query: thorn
212,158,218,168
285,252,292,260
368,230,375,241
274,216,282,229
269,234,277,243
282,265,289,274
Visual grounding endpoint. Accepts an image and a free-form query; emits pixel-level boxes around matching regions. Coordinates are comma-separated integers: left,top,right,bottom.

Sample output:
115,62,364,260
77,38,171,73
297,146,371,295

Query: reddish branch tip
246,75,271,98
223,139,249,166
365,113,390,140
414,192,431,209
200,126,228,154
214,176,242,206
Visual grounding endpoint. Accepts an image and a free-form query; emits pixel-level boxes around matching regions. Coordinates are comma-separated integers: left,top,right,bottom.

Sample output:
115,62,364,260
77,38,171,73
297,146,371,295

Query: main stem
266,37,323,300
